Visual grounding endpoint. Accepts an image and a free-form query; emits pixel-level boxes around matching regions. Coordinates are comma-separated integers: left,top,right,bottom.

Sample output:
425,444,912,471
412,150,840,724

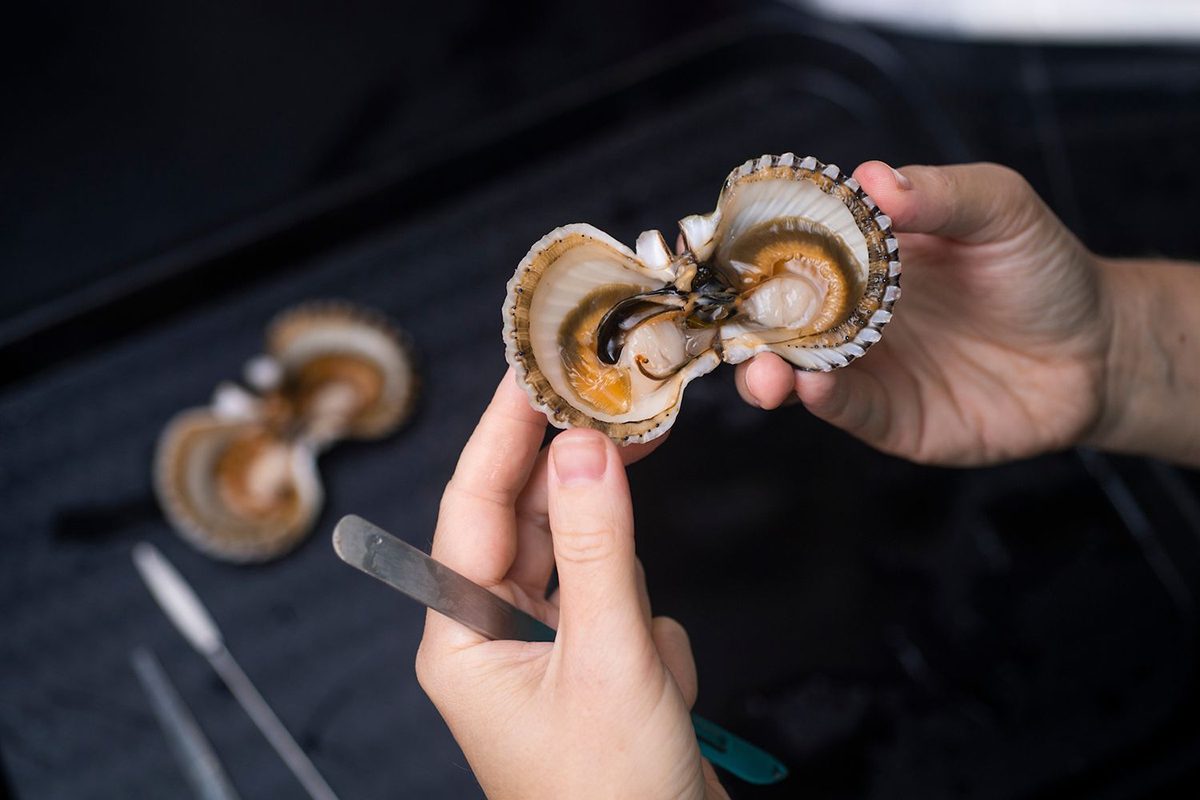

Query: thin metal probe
130,645,241,800
133,542,340,800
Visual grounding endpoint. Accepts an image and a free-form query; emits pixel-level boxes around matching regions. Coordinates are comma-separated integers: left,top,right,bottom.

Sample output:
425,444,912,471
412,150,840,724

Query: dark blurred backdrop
3,2,1200,798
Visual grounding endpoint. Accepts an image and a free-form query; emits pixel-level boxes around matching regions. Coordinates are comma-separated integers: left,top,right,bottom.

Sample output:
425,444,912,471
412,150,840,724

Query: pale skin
735,161,1200,468
416,377,727,800
419,161,1200,799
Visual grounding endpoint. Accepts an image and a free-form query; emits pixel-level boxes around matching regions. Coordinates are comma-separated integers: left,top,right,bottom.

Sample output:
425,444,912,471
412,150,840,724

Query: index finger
431,368,547,587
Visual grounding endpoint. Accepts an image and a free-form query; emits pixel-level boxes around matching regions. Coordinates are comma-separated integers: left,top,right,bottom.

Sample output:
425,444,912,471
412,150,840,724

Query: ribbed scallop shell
503,154,900,444
702,154,900,370
154,410,323,562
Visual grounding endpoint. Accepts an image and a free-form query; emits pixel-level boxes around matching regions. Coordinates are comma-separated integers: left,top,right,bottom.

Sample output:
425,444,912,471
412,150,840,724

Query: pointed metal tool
333,514,789,786
133,542,341,800
130,646,241,800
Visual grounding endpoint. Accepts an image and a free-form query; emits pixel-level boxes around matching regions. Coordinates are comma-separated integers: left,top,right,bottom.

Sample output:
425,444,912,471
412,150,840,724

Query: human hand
415,371,728,800
734,161,1110,466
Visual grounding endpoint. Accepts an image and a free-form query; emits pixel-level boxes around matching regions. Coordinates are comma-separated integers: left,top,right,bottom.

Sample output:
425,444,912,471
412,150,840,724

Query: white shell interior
180,422,321,527
714,176,869,284
155,412,324,561
270,312,415,442
276,324,410,398
711,175,877,370
527,239,708,424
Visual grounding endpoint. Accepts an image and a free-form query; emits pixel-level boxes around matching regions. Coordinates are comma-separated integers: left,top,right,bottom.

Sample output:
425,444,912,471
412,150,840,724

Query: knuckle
925,164,957,194
554,524,614,563
979,162,1031,197
444,476,507,510
978,162,1041,232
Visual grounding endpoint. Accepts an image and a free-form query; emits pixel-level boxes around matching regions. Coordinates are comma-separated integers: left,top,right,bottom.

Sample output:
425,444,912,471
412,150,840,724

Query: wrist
1084,255,1200,465
1083,255,1141,453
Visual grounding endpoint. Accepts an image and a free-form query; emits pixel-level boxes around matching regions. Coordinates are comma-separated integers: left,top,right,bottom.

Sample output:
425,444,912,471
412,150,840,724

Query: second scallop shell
154,302,418,562
503,154,900,444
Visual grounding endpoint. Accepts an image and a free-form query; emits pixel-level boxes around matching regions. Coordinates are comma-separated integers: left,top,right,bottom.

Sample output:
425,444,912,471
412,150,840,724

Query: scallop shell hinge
503,154,900,445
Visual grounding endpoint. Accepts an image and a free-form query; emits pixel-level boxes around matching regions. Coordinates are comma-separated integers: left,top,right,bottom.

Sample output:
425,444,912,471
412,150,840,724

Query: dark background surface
3,2,1200,798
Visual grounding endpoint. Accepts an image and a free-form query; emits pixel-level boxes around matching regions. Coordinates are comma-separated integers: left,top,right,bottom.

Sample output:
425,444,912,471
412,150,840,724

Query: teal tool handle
690,712,787,785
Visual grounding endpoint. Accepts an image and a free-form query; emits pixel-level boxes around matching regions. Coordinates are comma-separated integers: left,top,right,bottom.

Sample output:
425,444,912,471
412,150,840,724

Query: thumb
547,430,652,662
854,160,1042,244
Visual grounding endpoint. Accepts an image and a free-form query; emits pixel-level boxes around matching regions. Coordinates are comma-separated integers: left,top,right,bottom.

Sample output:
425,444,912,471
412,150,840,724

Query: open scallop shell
504,154,900,444
154,300,418,562
154,410,323,562
266,302,418,445
503,224,721,443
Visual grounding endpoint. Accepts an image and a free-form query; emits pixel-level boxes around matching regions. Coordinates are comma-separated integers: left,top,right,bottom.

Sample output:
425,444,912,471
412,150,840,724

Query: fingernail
552,434,607,485
890,166,913,190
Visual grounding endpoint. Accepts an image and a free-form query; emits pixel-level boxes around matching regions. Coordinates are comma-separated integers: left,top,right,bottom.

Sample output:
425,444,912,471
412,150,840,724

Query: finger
853,160,1039,244
794,366,893,447
432,368,546,587
652,616,698,708
546,429,653,662
507,447,555,593
734,353,794,409
506,433,669,593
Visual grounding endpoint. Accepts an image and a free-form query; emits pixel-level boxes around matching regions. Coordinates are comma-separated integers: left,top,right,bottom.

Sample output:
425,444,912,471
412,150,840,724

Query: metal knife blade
332,514,555,642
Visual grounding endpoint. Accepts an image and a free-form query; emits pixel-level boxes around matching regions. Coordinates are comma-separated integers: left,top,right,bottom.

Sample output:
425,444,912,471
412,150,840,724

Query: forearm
1088,256,1200,466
